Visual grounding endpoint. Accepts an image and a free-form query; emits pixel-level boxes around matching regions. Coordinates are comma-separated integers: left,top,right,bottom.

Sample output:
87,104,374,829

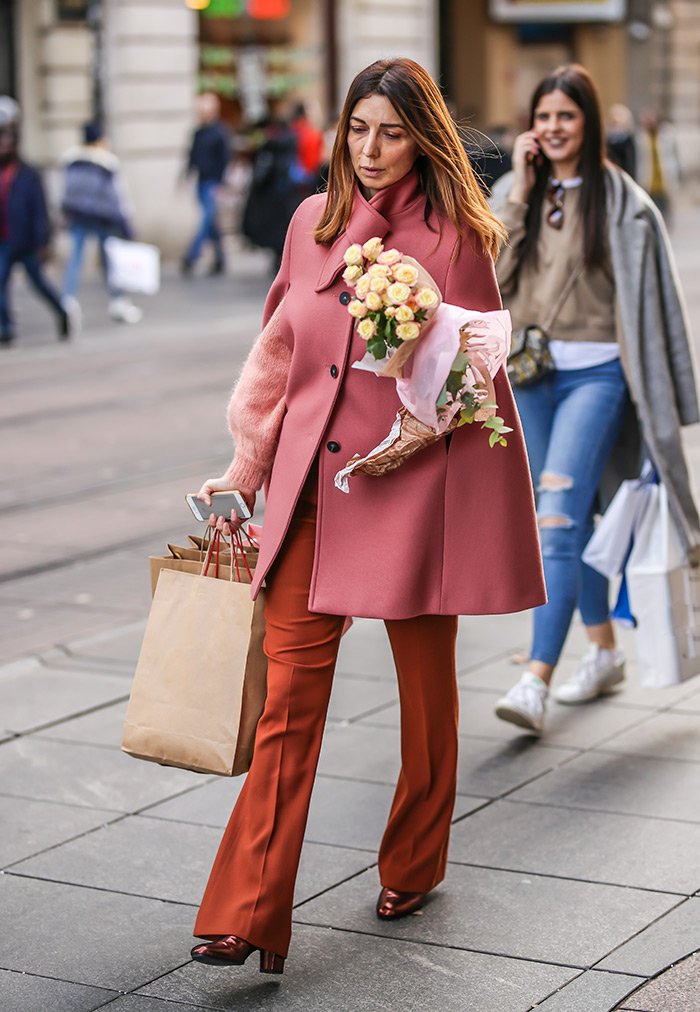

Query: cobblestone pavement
2,209,700,1011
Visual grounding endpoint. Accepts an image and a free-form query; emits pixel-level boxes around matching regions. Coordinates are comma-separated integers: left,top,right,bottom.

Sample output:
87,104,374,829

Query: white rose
367,263,391,277
392,263,419,286
370,276,390,294
343,243,364,266
395,304,415,323
361,237,383,262
377,248,401,266
357,317,378,340
364,291,383,311
415,286,439,309
342,264,363,284
386,282,412,305
395,322,421,341
348,299,368,318
355,274,371,298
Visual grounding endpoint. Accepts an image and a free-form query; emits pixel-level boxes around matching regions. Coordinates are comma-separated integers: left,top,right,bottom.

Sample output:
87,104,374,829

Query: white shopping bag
583,478,654,580
626,483,700,687
104,237,160,295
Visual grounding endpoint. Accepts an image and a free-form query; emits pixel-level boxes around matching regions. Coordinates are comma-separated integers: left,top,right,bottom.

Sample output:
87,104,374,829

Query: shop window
57,0,89,21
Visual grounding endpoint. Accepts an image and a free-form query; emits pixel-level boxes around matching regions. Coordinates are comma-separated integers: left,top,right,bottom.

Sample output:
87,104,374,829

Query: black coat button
330,364,338,378
327,440,341,453
339,291,351,305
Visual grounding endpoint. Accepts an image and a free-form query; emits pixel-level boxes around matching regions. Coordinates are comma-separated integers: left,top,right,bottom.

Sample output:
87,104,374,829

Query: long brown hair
518,64,609,271
314,58,506,260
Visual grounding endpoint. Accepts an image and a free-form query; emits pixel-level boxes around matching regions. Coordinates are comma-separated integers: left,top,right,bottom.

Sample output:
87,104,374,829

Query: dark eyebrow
350,116,405,129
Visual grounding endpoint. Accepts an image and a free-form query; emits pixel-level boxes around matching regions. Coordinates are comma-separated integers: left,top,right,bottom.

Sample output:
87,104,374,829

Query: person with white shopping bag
61,122,144,325
490,64,700,734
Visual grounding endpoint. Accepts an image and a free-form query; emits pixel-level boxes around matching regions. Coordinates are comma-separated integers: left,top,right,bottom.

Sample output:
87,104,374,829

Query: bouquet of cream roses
342,237,441,379
335,241,513,493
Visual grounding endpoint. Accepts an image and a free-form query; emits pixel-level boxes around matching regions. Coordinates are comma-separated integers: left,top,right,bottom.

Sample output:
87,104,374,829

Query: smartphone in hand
185,491,252,522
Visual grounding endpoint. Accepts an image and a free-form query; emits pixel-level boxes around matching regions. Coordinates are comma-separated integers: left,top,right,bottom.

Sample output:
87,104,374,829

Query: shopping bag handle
200,527,253,583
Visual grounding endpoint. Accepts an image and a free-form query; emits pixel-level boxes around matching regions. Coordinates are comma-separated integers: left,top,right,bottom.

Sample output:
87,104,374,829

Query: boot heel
259,949,285,974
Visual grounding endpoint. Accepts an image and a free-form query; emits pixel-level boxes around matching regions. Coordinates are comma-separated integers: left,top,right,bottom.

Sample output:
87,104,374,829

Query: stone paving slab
293,865,677,968
34,699,128,748
0,600,144,666
326,672,398,723
140,772,486,852
139,922,576,1012
0,969,116,1012
0,548,155,616
447,799,700,894
1,658,128,735
11,815,375,909
92,997,211,1012
0,737,201,812
0,795,119,869
64,621,147,668
533,969,644,1012
511,751,700,822
597,897,700,977
616,950,700,1011
317,720,577,798
362,685,653,750
0,875,194,991
594,711,700,762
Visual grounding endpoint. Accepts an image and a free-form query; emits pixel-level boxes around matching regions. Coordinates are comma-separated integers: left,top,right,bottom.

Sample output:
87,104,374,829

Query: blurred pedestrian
189,57,543,972
61,121,142,325
289,101,324,197
605,104,636,179
181,93,230,277
490,64,699,734
0,96,69,346
638,109,680,222
241,115,299,274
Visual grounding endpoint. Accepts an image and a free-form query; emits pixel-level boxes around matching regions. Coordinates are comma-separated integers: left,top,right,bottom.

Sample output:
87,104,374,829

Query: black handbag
507,259,585,388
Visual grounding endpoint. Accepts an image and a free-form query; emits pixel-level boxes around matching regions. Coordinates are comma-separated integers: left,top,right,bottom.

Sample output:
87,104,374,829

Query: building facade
1,0,697,252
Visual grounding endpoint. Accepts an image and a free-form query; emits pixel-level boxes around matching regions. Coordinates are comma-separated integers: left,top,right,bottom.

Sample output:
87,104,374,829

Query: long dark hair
518,64,609,271
314,58,506,260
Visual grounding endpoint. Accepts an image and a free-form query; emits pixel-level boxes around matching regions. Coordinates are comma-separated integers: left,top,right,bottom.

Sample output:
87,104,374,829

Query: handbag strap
541,256,586,333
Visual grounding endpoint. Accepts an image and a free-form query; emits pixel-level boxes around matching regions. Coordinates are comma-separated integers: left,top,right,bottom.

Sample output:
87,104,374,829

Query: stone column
103,0,200,254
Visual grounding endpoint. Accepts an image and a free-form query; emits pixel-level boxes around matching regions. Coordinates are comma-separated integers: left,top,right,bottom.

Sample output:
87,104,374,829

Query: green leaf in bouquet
446,370,464,398
415,309,428,322
436,383,448,408
384,317,393,340
450,351,468,372
368,337,387,360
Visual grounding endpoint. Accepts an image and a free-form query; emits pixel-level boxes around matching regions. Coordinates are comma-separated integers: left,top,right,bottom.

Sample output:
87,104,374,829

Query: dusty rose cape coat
232,170,545,619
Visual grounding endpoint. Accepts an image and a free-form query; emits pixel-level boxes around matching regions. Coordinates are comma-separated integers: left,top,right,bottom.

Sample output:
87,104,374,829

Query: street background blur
3,3,700,1012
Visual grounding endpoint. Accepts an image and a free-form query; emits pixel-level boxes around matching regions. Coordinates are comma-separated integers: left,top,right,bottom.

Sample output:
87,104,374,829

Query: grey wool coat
491,165,700,559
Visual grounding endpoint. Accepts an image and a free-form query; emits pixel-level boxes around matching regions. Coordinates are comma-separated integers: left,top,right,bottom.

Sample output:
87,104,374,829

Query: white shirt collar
551,175,583,189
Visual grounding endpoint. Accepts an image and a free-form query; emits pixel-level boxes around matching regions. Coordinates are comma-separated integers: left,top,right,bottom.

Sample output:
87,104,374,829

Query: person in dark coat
182,93,231,276
241,116,299,274
0,96,69,346
606,103,637,180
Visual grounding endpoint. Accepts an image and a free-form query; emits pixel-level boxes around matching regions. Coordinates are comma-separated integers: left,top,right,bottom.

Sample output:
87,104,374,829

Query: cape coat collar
315,169,424,292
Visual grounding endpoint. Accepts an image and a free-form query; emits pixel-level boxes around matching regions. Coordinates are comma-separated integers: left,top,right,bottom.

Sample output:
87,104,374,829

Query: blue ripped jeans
514,359,630,666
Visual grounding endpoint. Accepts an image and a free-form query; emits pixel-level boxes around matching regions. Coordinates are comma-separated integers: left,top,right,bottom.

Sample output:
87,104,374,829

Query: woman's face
532,88,585,172
347,94,418,196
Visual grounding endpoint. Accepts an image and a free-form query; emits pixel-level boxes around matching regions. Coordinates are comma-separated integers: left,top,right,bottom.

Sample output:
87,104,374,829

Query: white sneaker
494,672,548,734
553,646,625,705
108,297,143,324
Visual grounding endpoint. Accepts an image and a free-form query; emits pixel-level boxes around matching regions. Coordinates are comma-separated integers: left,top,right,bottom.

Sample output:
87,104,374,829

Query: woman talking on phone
490,64,700,735
189,58,544,974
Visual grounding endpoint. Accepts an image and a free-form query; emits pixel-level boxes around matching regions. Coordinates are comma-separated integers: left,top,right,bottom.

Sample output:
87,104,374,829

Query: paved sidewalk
2,204,700,1011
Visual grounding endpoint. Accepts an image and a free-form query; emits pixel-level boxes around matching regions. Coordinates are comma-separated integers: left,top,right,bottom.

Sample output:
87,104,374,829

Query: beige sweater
496,186,616,342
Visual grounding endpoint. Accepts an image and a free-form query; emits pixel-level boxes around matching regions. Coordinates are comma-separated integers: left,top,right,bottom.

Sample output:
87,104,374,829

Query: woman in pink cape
190,58,545,974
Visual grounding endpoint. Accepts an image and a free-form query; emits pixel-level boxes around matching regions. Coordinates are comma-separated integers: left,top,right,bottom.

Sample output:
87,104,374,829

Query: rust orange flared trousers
193,475,459,959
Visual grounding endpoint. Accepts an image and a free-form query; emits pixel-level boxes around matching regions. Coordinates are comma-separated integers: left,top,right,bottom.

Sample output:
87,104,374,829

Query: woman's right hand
196,475,256,533
509,130,540,203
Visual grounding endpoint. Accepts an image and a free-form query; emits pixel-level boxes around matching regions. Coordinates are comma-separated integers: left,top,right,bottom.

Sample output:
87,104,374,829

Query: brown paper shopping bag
123,534,267,776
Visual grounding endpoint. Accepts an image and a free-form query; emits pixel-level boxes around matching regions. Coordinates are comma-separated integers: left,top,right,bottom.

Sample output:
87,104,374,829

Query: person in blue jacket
0,96,69,346
181,93,230,277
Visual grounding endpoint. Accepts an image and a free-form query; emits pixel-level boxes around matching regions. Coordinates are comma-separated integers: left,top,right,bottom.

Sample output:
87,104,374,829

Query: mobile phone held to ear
185,491,252,523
